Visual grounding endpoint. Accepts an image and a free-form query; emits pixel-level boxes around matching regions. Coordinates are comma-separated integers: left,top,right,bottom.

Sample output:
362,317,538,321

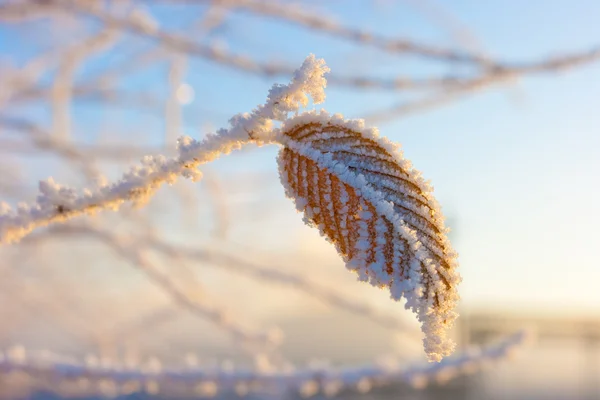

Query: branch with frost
0,116,102,181
0,330,532,398
0,123,164,164
6,3,227,107
193,0,489,64
47,0,600,93
0,258,109,351
0,54,329,245
0,2,124,108
0,0,59,21
34,222,423,340
133,235,423,339
5,0,599,117
214,0,600,82
20,223,283,354
60,0,294,76
365,45,600,122
51,25,121,141
15,216,421,350
0,51,60,108
146,0,486,64
202,175,230,239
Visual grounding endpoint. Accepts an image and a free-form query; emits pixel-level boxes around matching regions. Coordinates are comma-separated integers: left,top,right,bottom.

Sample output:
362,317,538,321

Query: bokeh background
1,0,599,399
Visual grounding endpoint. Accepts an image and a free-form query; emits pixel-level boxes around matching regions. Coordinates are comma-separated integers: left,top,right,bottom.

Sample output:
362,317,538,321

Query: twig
23,223,282,353
0,54,329,244
0,330,532,397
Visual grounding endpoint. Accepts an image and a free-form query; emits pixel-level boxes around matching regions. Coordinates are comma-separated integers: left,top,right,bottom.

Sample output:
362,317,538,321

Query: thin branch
0,330,532,397
0,116,101,180
365,46,600,122
63,0,294,76
51,24,120,141
144,236,423,339
23,223,281,353
62,0,600,93
157,0,490,64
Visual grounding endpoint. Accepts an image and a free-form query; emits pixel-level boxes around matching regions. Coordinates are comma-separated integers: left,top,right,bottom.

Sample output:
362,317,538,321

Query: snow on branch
364,45,600,121
48,0,600,94
214,0,489,64
21,223,283,354
0,116,101,180
60,0,296,77
0,330,532,398
36,223,423,340
153,240,423,338
0,54,330,245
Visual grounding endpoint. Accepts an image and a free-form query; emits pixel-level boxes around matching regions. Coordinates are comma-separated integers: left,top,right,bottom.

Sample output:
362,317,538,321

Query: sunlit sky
2,0,600,332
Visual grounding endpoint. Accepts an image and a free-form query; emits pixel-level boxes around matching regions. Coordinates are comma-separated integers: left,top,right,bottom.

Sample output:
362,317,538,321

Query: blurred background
0,0,599,399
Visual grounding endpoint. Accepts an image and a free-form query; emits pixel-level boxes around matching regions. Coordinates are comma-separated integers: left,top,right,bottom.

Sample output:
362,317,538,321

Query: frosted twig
165,55,187,145
399,0,483,52
138,236,422,339
0,2,122,107
0,258,108,351
62,0,294,76
75,2,229,96
163,0,489,64
21,223,282,353
230,0,490,64
0,116,101,180
0,330,532,397
17,212,420,341
202,174,230,240
51,25,120,141
0,133,163,164
13,43,598,96
57,0,600,93
6,3,227,111
0,55,330,244
365,45,600,122
365,84,486,123
0,1,58,22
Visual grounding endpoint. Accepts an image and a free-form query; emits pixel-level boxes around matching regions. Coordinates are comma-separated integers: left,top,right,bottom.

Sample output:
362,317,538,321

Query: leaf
276,112,461,362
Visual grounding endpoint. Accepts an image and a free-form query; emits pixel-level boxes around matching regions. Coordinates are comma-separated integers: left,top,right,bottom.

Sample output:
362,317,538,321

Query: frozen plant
0,55,459,363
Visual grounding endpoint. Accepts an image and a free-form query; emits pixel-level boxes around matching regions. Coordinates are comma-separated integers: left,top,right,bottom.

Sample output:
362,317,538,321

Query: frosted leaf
276,111,461,362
